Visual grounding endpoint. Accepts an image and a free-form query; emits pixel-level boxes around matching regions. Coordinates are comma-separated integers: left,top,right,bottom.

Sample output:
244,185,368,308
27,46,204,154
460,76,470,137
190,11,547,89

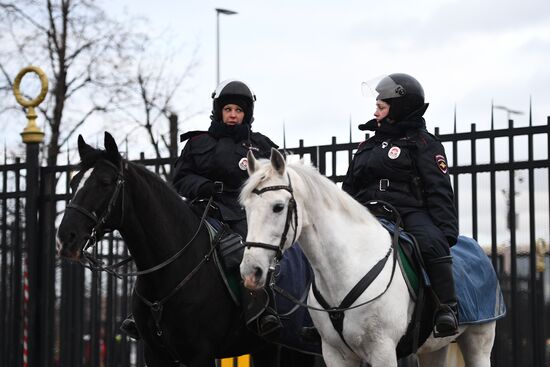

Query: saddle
190,199,246,270
373,214,506,357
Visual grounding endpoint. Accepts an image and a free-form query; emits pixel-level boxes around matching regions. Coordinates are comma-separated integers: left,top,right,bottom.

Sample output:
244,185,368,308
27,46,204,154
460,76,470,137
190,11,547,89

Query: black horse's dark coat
56,133,315,367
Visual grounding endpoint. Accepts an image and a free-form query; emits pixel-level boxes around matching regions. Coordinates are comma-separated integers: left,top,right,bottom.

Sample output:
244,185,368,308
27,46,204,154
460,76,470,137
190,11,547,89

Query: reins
68,159,213,280
105,195,213,278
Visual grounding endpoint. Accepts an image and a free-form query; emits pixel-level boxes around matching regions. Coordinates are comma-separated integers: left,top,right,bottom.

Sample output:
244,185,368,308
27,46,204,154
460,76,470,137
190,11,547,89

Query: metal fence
1,116,549,367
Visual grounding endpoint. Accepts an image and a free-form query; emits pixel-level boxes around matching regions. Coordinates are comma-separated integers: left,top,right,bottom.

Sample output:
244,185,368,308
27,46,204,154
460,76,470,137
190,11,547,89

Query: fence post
13,66,48,367
169,113,179,161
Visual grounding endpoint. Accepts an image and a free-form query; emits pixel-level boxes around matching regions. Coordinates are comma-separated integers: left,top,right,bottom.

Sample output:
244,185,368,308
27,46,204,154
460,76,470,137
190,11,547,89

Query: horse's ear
270,148,286,176
104,132,121,162
77,135,95,159
247,150,258,176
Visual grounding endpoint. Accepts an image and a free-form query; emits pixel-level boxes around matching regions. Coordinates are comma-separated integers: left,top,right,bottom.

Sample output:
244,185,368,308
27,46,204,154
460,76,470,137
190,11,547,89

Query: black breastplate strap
311,247,392,352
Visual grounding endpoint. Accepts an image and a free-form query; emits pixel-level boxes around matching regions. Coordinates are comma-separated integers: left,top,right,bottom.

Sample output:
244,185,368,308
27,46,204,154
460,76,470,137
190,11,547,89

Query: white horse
239,148,497,367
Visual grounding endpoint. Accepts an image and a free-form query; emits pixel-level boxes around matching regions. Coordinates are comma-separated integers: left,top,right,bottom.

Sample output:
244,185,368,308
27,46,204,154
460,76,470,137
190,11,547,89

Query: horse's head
239,148,303,290
56,132,125,260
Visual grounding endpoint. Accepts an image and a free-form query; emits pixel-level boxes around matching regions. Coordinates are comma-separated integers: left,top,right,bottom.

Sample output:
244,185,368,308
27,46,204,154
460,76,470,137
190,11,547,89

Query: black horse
56,132,316,367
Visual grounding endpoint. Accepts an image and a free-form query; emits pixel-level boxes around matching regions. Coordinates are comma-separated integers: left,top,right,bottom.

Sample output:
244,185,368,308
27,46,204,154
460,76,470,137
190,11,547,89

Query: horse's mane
129,162,179,196
241,158,372,221
81,152,187,211
288,162,372,219
125,161,193,215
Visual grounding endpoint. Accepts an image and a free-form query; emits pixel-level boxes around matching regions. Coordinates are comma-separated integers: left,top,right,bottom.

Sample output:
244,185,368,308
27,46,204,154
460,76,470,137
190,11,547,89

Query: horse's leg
363,339,399,367
187,356,216,367
143,342,176,367
417,345,448,367
279,347,317,367
143,344,157,367
251,343,280,367
455,323,495,367
321,341,361,367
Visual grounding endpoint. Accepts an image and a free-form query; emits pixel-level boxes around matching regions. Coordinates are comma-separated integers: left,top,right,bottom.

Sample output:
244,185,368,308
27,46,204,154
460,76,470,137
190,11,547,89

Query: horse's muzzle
241,265,265,290
56,233,82,261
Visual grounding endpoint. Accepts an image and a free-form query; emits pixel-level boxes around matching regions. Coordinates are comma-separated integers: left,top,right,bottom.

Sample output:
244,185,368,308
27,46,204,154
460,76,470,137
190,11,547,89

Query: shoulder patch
435,154,448,174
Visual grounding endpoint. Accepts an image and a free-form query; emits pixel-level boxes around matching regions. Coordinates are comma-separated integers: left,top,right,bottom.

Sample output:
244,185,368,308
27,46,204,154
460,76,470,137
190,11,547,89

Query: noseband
244,174,298,264
66,159,125,264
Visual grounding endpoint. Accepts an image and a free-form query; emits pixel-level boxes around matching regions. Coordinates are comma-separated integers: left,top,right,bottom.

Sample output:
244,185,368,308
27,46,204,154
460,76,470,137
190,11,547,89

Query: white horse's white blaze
239,148,496,367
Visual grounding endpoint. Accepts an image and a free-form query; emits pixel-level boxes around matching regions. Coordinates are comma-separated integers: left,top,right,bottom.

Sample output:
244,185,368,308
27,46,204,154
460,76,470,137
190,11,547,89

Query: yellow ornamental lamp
13,66,49,144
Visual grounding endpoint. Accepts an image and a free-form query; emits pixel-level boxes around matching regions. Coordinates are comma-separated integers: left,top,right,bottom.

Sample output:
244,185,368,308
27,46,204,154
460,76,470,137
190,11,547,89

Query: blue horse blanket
271,243,321,355
379,219,506,324
453,235,506,324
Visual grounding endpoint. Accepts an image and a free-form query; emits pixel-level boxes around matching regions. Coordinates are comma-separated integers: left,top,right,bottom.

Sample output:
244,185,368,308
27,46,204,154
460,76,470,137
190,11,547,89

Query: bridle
65,159,211,280
66,159,126,272
243,173,299,268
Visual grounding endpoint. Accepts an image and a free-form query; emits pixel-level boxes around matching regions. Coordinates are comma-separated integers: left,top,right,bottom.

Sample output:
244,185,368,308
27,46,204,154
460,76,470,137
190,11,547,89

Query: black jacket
342,115,458,245
172,128,277,221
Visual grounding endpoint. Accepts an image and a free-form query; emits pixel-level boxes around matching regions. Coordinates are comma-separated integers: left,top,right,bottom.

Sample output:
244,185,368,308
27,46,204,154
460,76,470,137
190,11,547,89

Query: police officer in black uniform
121,80,282,339
342,73,459,337
174,79,283,337
172,79,277,238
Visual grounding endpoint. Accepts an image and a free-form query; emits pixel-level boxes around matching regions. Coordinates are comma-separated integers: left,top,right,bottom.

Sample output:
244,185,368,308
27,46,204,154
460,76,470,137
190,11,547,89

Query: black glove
447,235,458,247
197,182,216,198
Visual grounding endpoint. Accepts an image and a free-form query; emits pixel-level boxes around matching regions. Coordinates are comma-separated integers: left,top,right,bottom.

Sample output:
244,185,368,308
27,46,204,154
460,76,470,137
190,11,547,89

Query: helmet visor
361,74,406,100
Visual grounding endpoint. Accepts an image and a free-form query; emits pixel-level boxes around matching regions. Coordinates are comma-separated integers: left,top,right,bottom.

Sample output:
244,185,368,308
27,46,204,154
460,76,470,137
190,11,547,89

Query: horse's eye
273,203,285,213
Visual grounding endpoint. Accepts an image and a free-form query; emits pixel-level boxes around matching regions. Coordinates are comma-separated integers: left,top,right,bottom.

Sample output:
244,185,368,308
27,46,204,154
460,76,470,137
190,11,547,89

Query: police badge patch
435,155,448,174
238,157,248,171
388,146,401,159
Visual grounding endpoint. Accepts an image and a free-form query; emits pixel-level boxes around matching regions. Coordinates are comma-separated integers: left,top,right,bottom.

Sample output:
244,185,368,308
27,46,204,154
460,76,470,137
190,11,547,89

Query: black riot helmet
375,73,426,122
211,79,257,125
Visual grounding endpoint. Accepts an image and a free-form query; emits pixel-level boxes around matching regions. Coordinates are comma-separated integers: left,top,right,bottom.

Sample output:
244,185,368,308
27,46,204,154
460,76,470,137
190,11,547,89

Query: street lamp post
216,8,237,86
493,105,524,122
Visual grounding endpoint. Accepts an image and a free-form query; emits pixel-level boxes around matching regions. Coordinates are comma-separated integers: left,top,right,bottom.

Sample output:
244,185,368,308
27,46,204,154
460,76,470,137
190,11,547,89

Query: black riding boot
120,314,141,340
241,285,282,340
426,256,459,338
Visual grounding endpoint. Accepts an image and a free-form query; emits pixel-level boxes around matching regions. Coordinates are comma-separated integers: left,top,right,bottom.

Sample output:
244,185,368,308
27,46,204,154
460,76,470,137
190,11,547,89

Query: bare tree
0,0,146,166
112,39,202,178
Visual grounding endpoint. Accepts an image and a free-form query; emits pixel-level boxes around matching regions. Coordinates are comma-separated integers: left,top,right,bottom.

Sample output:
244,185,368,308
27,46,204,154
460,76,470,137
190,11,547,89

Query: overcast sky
109,0,550,148
109,0,550,244
4,0,549,243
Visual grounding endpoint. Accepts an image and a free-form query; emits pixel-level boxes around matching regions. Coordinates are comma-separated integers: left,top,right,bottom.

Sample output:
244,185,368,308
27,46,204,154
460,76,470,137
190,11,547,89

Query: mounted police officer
172,79,277,238
342,73,459,338
121,79,283,339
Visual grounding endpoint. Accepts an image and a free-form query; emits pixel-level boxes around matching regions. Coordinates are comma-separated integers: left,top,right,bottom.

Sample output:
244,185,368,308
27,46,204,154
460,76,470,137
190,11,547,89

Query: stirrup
433,306,458,338
120,316,141,340
258,314,282,338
